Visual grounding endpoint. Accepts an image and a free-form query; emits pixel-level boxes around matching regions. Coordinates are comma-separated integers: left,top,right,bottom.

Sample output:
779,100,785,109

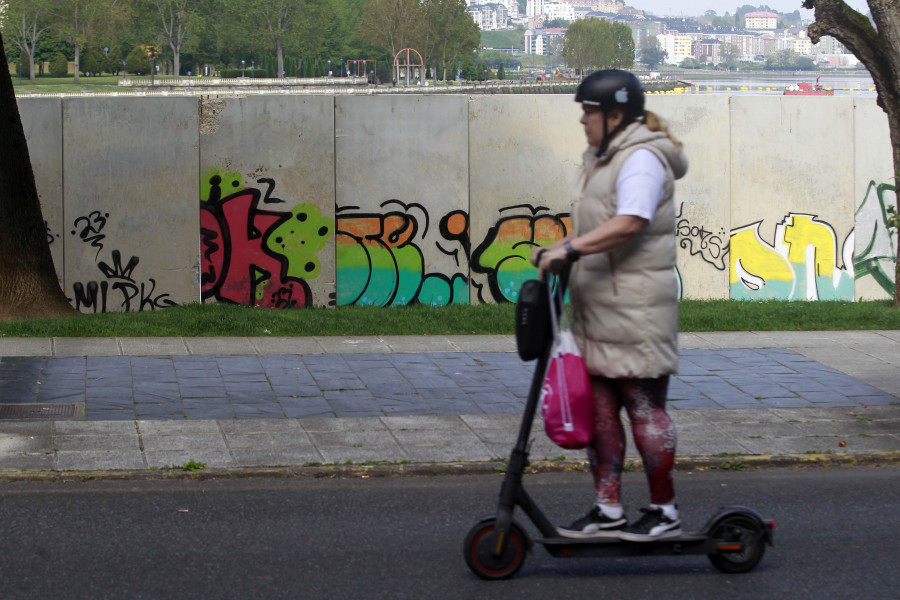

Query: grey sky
634,1,871,18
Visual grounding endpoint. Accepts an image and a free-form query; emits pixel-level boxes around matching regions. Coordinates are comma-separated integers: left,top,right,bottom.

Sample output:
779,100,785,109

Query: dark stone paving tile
85,377,131,392
228,392,278,404
134,391,182,404
415,387,470,400
0,379,40,400
323,389,375,401
467,391,525,405
42,356,86,371
314,377,366,390
85,388,134,402
185,407,235,419
182,397,229,408
279,397,333,418
37,388,85,402
232,404,285,418
135,408,185,420
797,390,854,405
850,395,898,406
432,402,483,415
86,355,131,367
272,386,324,399
331,409,385,418
224,381,274,392
668,399,726,410
44,348,896,421
759,397,813,408
267,374,318,388
180,388,227,399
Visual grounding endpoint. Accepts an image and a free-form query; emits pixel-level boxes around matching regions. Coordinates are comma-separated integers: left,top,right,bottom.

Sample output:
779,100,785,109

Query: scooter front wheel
464,519,529,580
707,513,767,573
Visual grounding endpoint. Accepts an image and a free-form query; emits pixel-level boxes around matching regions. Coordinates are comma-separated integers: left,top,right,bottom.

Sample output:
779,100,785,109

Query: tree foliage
803,0,900,305
1,0,55,83
640,33,667,68
561,17,634,75
148,0,197,77
51,0,126,84
360,0,478,82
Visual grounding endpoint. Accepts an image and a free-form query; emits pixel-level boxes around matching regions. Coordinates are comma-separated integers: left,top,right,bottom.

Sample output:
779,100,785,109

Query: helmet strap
596,117,629,158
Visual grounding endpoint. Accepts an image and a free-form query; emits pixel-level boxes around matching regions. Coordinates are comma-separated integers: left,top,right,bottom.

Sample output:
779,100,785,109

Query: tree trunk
172,48,180,78
275,38,284,78
74,45,81,84
0,32,77,321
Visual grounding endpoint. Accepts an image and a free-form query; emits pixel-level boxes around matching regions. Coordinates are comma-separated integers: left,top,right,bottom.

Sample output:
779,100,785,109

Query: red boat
784,75,834,95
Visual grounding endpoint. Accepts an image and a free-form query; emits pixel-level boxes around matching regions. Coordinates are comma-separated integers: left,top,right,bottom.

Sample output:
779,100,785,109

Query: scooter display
463,270,774,580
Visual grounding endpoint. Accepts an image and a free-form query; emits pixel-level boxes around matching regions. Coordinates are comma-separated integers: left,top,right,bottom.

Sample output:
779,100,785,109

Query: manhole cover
0,403,83,420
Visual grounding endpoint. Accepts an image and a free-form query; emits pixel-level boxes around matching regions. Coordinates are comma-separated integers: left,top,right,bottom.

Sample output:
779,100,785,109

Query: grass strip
0,300,896,338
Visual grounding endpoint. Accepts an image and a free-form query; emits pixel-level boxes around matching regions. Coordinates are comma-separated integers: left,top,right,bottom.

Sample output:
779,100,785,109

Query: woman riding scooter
531,69,688,541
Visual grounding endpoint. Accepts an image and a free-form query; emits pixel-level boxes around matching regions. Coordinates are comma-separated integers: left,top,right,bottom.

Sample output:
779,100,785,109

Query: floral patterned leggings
586,375,677,506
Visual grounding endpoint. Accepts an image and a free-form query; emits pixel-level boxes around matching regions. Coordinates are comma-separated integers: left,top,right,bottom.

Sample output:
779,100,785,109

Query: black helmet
575,70,645,122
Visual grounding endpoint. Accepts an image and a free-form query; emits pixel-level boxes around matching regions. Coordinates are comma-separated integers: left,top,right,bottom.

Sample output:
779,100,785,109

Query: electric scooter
463,268,774,580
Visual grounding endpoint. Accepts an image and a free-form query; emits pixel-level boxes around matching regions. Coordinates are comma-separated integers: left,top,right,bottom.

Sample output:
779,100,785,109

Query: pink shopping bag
540,286,593,449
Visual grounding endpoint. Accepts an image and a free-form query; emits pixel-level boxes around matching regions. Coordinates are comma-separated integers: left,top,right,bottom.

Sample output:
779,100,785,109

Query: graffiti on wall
335,200,469,306
675,203,728,272
67,211,177,312
729,213,855,301
854,180,897,296
471,205,571,303
200,168,332,308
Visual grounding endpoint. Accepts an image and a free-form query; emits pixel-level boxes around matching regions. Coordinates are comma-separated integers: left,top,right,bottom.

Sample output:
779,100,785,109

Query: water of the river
675,71,876,96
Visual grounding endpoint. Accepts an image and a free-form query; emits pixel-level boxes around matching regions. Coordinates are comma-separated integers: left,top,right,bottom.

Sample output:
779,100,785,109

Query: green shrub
124,46,149,75
49,53,69,77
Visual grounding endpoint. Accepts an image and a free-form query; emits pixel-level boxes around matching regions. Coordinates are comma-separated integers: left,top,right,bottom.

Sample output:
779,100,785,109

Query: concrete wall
16,93,897,312
198,95,335,308
335,95,470,307
19,97,64,281
60,98,200,312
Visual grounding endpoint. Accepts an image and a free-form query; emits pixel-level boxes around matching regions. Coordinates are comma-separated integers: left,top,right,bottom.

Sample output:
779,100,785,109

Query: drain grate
0,403,83,420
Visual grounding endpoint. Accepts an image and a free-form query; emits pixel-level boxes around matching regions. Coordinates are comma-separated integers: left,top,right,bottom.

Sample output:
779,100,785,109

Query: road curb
0,450,897,483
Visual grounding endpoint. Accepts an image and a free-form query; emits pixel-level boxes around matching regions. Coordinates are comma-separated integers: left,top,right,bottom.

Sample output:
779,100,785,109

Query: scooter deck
535,533,717,558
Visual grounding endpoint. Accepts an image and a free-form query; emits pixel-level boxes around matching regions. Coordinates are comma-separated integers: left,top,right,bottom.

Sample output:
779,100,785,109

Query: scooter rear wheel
464,519,528,580
707,513,767,573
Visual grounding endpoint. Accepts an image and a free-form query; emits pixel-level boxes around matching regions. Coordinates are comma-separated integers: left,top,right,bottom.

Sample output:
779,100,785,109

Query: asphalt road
0,466,897,599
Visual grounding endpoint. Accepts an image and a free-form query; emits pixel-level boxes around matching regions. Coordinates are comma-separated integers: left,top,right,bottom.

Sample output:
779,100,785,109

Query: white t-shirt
615,149,666,223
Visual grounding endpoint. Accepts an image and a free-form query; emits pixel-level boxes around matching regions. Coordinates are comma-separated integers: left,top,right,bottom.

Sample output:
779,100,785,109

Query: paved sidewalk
0,331,898,476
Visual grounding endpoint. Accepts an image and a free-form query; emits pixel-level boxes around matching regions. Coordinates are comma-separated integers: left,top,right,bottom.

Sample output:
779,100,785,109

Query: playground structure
393,48,425,87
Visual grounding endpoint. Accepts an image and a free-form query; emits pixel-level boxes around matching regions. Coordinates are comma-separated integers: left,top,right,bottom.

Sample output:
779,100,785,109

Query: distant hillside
481,29,525,50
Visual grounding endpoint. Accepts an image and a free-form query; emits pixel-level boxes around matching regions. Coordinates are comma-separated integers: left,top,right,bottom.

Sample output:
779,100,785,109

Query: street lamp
327,59,331,77
85,72,90,91
251,60,255,78
241,59,245,78
340,58,344,77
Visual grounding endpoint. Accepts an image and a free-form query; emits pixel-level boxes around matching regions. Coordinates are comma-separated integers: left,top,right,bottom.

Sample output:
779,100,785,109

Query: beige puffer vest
569,120,688,379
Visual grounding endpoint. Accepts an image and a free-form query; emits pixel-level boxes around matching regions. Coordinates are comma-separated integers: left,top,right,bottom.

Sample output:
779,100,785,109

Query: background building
744,11,778,30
